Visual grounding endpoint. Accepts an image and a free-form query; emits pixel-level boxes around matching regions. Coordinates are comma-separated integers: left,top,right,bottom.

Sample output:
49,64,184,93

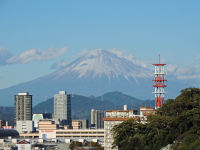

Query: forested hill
112,88,200,150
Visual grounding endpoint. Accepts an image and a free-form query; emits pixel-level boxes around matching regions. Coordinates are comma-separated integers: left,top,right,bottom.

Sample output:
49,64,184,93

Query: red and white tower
153,54,167,109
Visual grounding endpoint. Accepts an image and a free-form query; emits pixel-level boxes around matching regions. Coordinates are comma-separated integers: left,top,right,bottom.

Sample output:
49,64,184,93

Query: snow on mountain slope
52,49,151,80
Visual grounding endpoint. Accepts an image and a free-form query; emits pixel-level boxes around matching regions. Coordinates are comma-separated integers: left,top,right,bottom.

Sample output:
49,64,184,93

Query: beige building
140,107,155,116
20,129,104,139
72,120,80,129
72,120,89,129
16,121,33,133
56,129,104,138
140,107,155,123
39,120,57,139
103,106,139,150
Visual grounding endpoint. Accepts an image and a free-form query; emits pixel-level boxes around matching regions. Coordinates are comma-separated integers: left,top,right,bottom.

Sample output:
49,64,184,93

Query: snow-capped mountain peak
54,49,151,80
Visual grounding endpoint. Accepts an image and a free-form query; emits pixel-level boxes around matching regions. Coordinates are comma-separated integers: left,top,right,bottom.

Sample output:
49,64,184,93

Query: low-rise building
140,107,155,116
140,107,155,123
103,105,139,150
38,120,57,139
72,120,89,129
72,120,81,129
56,129,104,138
80,120,89,129
16,121,33,133
16,140,31,150
20,129,104,142
32,114,43,131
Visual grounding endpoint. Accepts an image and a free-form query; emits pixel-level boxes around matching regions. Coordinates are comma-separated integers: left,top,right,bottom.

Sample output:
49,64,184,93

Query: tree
112,88,200,150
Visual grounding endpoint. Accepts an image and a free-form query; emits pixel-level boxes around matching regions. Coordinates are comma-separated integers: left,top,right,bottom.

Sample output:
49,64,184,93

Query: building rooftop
59,91,66,95
17,92,29,95
105,110,137,112
17,140,30,144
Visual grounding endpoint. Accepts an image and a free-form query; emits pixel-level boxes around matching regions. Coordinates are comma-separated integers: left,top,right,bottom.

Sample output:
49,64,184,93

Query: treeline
112,88,200,150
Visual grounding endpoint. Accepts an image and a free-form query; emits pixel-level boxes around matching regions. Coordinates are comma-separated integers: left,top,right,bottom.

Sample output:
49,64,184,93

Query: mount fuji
0,49,188,106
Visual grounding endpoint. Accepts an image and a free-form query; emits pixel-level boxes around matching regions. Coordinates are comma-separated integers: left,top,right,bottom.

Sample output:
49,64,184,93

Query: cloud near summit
6,47,68,64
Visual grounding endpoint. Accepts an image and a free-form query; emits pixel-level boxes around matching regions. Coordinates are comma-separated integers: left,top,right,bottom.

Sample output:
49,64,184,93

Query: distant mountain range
0,91,154,126
0,49,190,106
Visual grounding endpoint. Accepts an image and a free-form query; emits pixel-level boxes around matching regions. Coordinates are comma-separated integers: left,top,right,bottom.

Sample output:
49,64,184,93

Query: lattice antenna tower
153,54,167,109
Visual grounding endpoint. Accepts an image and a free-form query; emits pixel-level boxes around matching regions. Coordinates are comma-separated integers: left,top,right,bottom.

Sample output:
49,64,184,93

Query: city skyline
0,1,200,90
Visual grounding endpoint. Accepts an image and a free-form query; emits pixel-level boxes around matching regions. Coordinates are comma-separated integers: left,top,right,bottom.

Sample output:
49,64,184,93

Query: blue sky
0,0,200,89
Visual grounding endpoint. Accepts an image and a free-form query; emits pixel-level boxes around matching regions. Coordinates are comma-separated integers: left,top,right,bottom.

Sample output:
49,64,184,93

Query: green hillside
112,88,200,150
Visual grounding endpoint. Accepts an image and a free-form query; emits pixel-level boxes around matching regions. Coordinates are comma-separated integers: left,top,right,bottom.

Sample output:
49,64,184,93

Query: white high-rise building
54,91,71,126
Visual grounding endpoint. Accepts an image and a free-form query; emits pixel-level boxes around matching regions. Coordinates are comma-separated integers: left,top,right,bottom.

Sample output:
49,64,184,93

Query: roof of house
17,140,30,144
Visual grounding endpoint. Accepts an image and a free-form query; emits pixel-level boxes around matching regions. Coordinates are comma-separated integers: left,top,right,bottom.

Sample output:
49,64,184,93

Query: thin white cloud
167,63,200,79
0,47,13,65
50,49,89,70
108,49,148,68
71,49,89,59
51,60,70,70
7,47,68,64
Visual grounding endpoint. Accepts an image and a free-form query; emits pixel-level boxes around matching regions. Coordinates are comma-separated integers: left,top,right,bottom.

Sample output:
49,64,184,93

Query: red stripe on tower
152,54,167,109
